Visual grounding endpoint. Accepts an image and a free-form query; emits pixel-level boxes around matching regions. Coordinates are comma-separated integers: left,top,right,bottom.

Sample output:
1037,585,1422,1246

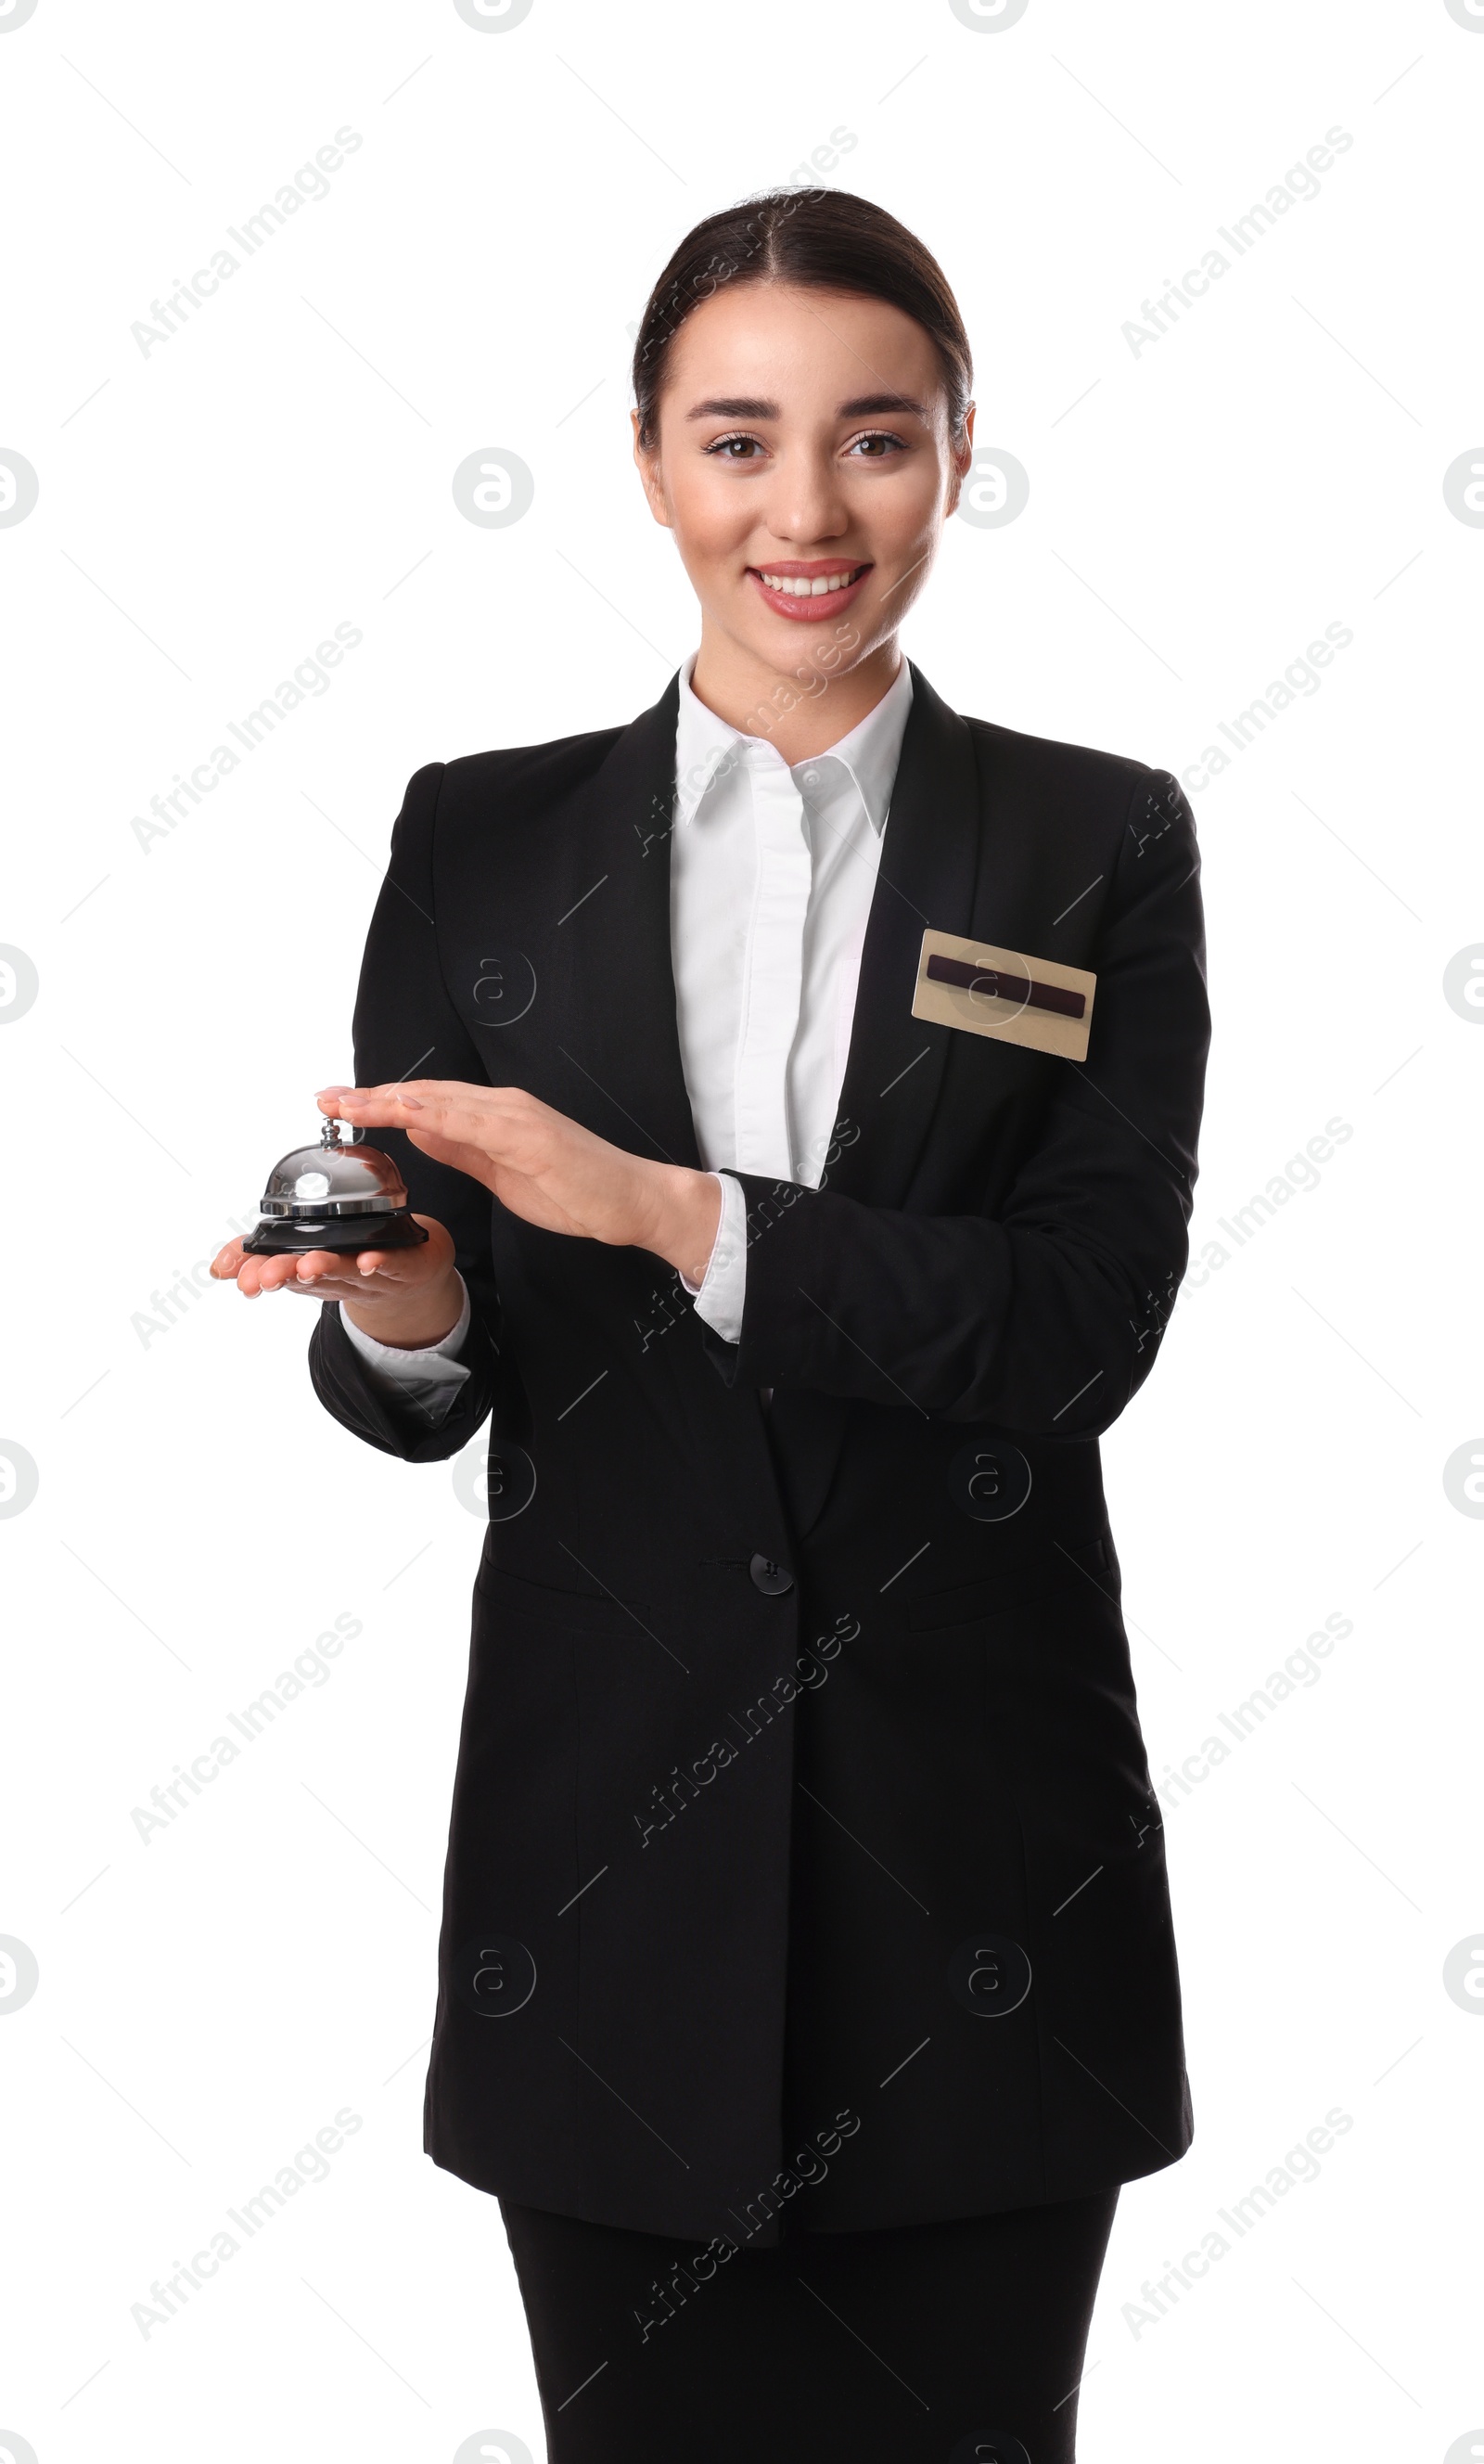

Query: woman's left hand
316,1081,723,1286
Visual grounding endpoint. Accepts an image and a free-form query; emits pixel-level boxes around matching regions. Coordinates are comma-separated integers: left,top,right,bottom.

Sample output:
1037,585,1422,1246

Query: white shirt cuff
683,1171,747,1346
339,1273,472,1419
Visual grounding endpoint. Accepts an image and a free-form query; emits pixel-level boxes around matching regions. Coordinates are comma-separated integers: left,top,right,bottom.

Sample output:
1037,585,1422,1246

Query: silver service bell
240,1112,429,1257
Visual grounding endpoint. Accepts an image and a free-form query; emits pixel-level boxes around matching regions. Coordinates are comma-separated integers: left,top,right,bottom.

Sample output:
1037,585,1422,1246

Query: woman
214,189,1209,2462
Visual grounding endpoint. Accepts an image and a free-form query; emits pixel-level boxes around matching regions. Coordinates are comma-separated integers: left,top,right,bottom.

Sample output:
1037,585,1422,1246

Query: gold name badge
912,930,1097,1063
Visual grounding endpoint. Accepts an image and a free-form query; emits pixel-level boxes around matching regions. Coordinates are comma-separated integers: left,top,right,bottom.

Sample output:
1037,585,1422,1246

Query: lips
748,560,873,622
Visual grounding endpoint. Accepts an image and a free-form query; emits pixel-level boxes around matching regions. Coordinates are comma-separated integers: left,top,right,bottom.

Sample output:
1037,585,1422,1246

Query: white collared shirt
341,655,914,1408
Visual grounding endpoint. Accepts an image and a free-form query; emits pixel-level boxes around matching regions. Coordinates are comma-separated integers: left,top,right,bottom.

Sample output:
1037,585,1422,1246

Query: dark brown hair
632,188,973,451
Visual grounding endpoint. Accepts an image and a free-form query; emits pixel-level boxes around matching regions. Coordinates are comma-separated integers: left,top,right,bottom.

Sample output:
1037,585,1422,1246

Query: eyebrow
838,393,929,417
686,397,778,421
684,391,929,422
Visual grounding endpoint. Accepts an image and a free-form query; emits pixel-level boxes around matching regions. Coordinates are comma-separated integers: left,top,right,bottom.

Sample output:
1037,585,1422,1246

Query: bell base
241,1209,429,1257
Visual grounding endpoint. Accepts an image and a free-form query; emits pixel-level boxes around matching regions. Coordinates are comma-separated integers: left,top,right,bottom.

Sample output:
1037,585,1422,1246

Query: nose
762,444,851,550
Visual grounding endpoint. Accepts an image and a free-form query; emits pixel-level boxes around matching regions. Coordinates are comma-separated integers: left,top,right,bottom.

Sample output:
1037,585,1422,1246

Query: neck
689,628,902,764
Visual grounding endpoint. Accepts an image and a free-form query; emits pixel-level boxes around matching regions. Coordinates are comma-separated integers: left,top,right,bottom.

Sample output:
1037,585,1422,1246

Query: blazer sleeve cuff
337,1276,472,1425
309,1290,497,1463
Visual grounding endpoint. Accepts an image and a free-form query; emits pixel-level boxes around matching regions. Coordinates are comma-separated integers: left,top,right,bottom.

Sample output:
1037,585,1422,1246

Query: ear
632,408,673,531
943,401,977,520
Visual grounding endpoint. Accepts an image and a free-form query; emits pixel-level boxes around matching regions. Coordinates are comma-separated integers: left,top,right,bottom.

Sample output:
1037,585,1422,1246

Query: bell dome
240,1112,429,1257
258,1118,407,1220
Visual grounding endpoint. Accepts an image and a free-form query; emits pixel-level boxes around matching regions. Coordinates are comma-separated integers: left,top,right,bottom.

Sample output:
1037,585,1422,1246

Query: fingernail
399,1095,425,1110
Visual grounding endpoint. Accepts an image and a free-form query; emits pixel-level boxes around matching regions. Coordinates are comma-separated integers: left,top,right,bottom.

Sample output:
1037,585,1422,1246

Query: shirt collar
674,652,914,836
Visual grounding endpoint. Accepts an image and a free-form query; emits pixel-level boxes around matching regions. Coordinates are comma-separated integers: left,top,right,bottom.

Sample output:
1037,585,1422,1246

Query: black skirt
500,2187,1119,2463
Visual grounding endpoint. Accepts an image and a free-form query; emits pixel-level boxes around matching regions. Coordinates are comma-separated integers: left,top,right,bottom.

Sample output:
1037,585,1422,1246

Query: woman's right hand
210,1215,467,1350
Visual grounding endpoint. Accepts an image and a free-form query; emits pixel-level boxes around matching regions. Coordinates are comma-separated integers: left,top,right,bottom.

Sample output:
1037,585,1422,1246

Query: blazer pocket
905,1532,1116,1636
474,1558,655,1637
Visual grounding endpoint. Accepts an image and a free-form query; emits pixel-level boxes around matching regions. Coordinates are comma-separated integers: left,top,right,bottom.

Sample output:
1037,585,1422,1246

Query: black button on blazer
308,663,1210,2248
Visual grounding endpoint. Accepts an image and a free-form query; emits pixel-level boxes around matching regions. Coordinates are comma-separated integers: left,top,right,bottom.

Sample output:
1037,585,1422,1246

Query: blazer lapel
550,673,705,1177
762,665,984,1542
556,661,982,1207
823,662,982,1206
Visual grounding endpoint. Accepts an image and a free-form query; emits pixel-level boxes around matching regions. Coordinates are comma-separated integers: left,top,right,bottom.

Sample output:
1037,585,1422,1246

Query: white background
2,1,1481,2458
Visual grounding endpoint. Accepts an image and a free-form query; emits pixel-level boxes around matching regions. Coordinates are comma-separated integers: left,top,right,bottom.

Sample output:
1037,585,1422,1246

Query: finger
334,1080,510,1131
272,1247,347,1292
313,1084,424,1130
211,1238,248,1279
350,1084,545,1166
238,1251,344,1299
343,1245,446,1277
326,1086,518,1188
286,1246,430,1292
247,1254,302,1293
288,1250,347,1287
326,1083,433,1130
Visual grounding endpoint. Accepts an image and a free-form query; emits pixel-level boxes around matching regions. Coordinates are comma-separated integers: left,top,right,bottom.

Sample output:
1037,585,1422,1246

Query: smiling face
633,279,974,725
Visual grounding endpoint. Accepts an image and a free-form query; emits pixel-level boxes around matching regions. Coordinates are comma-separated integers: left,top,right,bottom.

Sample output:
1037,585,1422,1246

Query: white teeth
760,567,860,596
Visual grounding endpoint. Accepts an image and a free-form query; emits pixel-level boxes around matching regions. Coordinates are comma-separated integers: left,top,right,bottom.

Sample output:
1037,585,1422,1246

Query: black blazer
309,662,1210,2249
